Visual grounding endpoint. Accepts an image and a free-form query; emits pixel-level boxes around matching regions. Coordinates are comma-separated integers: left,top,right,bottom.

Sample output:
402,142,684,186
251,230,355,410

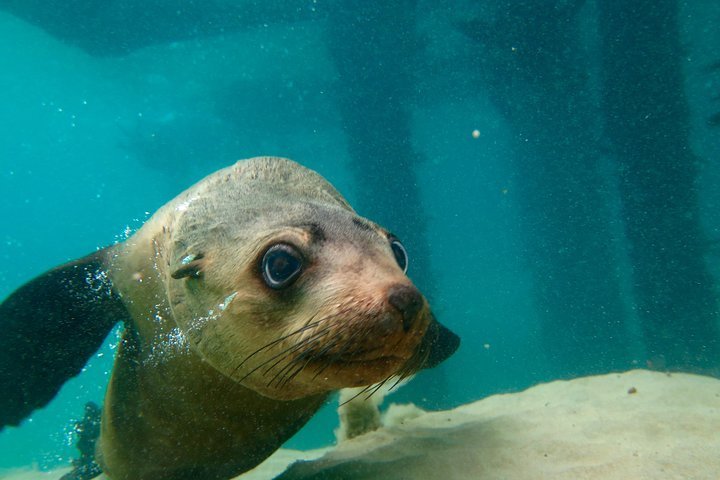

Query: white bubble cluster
145,327,191,367
85,268,113,297
185,293,237,339
176,195,199,212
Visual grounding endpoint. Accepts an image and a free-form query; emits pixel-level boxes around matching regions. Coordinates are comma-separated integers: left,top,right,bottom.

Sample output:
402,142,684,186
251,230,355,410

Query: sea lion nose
388,285,423,332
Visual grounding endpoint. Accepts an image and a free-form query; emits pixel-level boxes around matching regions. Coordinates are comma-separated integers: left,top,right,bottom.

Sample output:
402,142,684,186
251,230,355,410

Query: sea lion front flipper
60,401,104,480
0,248,130,429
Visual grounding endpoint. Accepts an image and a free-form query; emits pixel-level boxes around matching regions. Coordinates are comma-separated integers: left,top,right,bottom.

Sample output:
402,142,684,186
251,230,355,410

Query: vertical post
598,0,720,371
325,2,433,295
460,2,631,376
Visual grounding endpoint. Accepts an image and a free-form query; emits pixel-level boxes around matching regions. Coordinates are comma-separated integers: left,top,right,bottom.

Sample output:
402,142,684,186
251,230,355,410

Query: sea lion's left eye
390,237,408,274
262,244,303,289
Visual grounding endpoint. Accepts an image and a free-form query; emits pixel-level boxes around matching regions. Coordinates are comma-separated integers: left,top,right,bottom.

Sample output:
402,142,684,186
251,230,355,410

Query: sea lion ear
420,319,461,370
0,247,129,429
170,254,205,280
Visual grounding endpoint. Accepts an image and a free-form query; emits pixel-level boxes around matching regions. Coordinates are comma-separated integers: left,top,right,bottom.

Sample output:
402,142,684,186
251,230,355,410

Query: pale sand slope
277,370,720,480
3,370,719,480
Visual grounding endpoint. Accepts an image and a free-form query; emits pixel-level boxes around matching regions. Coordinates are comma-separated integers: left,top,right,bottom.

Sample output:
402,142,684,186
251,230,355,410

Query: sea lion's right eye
389,237,408,274
262,244,303,289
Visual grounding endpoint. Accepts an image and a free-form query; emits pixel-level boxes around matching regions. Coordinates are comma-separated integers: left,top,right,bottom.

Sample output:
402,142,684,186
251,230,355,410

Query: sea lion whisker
310,338,355,380
294,312,368,380
307,330,349,361
259,328,333,376
307,324,358,369
236,327,333,384
388,348,430,392
279,324,340,361
267,332,347,388
388,373,408,392
338,383,377,407
295,336,342,365
266,327,350,387
231,316,325,375
337,322,372,353
288,335,347,383
363,376,392,401
233,320,331,376
237,313,325,365
274,356,314,388
266,360,300,388
397,357,421,381
262,334,336,385
278,346,333,387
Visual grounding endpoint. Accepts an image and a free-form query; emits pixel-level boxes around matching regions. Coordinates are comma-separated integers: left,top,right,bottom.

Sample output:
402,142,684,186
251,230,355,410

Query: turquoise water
1,1,719,474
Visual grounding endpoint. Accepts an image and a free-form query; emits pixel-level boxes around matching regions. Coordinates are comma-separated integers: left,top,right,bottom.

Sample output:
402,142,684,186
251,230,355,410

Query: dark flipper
0,248,129,429
60,402,104,480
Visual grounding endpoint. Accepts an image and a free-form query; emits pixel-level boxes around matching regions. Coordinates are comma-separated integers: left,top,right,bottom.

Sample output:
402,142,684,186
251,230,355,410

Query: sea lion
0,157,459,479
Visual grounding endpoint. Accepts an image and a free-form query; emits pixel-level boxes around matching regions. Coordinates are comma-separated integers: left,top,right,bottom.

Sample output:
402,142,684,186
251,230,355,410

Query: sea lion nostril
387,285,423,332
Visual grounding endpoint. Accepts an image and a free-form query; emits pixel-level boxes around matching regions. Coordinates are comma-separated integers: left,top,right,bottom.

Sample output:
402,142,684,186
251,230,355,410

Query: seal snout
387,284,424,332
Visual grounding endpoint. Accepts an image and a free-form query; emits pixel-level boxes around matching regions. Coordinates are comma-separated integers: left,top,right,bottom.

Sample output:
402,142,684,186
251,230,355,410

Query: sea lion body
0,157,459,479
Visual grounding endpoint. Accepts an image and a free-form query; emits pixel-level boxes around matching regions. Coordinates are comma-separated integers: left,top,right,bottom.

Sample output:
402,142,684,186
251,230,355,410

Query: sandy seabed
3,369,719,480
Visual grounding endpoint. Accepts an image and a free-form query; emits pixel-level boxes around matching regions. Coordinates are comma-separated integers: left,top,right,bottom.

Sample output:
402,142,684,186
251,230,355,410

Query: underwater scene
1,1,719,479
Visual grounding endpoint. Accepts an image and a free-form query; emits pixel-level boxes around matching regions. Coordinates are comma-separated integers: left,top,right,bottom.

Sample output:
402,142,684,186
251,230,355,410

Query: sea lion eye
389,237,408,273
262,244,303,289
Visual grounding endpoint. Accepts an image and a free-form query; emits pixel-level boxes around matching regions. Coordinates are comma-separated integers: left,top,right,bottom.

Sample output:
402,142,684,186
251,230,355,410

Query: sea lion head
164,157,459,400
